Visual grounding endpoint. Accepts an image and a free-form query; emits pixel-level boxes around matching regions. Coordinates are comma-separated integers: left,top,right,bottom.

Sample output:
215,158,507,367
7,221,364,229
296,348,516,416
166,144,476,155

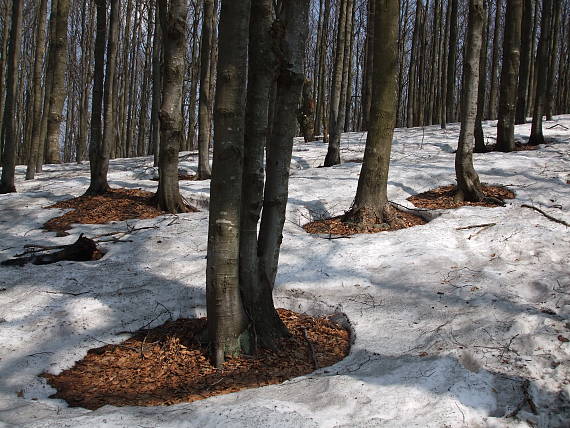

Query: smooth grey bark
345,0,399,223
455,0,485,203
197,0,214,180
407,0,421,128
207,0,252,368
45,0,70,165
496,0,523,152
515,0,534,124
25,0,49,180
0,0,22,193
361,0,374,130
529,0,553,146
150,8,162,165
154,0,189,213
324,0,348,167
474,0,489,153
315,0,331,137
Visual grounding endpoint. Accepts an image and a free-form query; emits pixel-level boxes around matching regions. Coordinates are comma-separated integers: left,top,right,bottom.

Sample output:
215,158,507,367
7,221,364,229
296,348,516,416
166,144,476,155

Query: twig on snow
302,328,319,370
547,123,568,130
521,204,569,227
456,223,497,231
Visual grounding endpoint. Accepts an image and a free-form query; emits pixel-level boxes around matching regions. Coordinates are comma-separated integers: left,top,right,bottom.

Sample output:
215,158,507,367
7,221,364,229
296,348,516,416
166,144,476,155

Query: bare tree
455,0,485,202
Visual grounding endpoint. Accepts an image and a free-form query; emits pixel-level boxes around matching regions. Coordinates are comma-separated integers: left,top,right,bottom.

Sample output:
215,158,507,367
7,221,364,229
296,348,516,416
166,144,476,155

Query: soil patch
43,188,193,233
303,206,427,236
42,309,350,409
408,185,515,209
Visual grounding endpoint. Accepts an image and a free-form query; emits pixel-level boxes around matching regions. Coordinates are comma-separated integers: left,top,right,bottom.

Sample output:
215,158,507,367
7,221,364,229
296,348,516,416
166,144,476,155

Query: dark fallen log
2,235,100,267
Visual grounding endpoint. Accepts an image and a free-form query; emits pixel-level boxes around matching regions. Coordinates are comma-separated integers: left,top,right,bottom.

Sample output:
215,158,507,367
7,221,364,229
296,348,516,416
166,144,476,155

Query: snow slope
0,117,569,427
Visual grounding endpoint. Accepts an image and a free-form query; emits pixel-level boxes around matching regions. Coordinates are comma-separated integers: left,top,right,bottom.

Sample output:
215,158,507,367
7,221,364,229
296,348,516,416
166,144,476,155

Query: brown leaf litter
408,185,515,210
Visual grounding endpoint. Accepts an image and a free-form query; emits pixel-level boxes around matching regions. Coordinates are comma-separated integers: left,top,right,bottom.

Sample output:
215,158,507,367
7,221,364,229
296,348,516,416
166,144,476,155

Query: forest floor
0,117,569,427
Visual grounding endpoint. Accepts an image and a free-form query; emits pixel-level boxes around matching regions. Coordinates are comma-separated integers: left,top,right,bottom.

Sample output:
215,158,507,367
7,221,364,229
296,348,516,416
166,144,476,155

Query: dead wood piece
2,235,100,267
521,204,569,227
456,223,497,230
302,327,319,370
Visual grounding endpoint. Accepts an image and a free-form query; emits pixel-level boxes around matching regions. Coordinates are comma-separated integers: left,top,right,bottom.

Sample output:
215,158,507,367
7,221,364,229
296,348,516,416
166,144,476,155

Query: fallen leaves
42,309,350,410
408,185,515,210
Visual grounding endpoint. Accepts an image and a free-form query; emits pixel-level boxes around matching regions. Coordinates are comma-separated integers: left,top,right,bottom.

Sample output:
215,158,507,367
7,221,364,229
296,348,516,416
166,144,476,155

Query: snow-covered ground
0,117,569,427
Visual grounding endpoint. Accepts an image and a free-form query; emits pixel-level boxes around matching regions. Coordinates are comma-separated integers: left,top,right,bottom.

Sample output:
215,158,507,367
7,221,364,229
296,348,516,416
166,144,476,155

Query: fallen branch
521,204,569,227
547,123,568,130
302,328,319,370
456,223,497,231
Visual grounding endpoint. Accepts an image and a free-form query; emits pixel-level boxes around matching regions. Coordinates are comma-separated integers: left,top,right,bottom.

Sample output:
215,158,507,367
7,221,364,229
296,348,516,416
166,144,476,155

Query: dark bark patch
303,206,427,236
43,188,196,232
408,185,515,209
41,309,350,410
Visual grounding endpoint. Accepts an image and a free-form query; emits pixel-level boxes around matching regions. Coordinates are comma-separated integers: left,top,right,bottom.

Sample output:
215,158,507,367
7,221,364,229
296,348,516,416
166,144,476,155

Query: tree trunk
455,0,485,203
0,0,23,193
315,0,331,137
344,0,399,223
45,0,70,165
86,0,110,195
361,0,374,130
487,0,503,119
197,0,214,179
529,0,553,146
407,1,422,128
474,0,489,153
207,0,252,368
545,0,561,120
323,0,348,167
515,0,534,124
25,0,49,180
150,7,162,164
154,0,189,213
496,0,523,152
446,0,458,123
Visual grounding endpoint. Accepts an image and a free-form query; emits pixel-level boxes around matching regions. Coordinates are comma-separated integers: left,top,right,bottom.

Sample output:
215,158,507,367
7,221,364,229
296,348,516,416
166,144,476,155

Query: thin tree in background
515,0,534,124
529,0,553,146
496,0,523,152
0,0,22,193
25,0,49,180
45,0,71,165
324,0,349,167
446,0,458,123
197,0,214,180
545,0,562,120
344,0,399,225
86,0,110,195
487,0,503,119
455,0,485,202
155,0,190,213
474,0,489,153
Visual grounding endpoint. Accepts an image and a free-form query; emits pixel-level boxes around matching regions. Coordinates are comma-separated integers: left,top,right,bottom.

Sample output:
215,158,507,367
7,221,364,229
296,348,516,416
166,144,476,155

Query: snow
1,117,569,427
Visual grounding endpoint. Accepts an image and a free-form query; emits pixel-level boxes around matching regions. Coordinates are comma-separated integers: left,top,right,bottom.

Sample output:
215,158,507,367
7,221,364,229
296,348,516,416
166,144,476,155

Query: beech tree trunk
0,0,23,193
455,0,485,203
487,0,503,119
45,0,70,165
474,0,489,153
324,0,348,167
496,0,523,152
361,0,375,130
25,0,49,180
197,0,214,180
155,0,189,213
545,0,561,120
345,0,399,224
529,0,553,146
86,0,110,195
207,0,252,368
515,0,534,124
446,0,458,123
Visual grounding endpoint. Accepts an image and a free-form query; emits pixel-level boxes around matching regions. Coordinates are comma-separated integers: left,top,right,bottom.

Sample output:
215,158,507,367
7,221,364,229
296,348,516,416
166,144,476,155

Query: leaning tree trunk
86,0,111,195
529,0,553,146
206,0,252,368
45,0,70,165
344,0,399,224
0,0,23,193
323,0,348,167
155,0,189,213
197,0,215,180
515,0,534,124
25,0,49,180
496,0,523,152
455,0,485,203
